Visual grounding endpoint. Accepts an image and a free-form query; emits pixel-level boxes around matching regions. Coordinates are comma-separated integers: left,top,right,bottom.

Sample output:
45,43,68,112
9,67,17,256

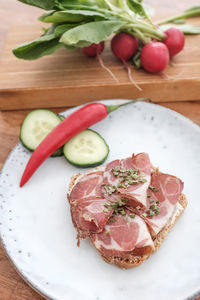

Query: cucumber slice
51,147,63,157
20,109,61,151
63,129,109,168
58,114,65,121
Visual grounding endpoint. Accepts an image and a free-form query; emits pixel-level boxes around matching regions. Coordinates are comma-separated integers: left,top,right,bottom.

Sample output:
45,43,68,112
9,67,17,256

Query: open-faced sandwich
67,153,187,268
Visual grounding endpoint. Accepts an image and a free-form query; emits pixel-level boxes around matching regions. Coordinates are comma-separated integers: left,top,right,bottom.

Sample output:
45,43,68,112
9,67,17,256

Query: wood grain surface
0,1,200,300
0,0,200,110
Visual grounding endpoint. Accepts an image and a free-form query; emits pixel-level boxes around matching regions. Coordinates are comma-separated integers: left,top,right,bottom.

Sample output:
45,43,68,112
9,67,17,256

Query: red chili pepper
20,99,148,187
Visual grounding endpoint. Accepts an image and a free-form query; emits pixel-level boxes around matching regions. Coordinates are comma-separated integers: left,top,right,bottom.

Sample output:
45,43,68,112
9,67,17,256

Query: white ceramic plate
0,100,200,300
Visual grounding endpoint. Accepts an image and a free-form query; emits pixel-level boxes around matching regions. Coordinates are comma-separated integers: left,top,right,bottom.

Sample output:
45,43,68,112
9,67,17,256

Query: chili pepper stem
106,98,151,114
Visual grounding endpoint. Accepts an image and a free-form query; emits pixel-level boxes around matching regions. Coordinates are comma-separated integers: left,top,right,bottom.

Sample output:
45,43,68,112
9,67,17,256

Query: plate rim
0,99,200,300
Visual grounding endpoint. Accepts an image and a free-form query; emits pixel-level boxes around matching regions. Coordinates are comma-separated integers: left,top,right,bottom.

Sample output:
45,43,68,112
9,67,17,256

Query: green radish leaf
184,6,200,16
41,24,57,36
38,10,55,21
13,37,62,60
18,0,56,10
103,0,125,12
45,24,58,34
127,0,154,26
41,24,77,37
142,4,155,17
64,45,76,50
178,24,200,34
39,10,107,23
158,6,200,25
54,24,79,36
12,22,81,60
132,48,142,69
60,20,125,47
160,24,200,35
55,0,109,10
172,19,185,24
127,0,147,16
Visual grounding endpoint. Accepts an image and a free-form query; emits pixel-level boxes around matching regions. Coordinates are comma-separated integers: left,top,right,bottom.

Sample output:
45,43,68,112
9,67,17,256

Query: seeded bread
100,194,187,269
67,170,187,269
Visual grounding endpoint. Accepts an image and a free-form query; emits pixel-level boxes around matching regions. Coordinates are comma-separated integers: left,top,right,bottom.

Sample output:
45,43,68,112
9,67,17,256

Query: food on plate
20,109,109,165
63,129,109,168
20,99,148,187
20,109,64,157
67,152,187,268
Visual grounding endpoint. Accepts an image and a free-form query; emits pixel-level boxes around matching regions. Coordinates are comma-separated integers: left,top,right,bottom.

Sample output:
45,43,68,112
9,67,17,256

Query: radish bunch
82,27,185,83
141,27,184,73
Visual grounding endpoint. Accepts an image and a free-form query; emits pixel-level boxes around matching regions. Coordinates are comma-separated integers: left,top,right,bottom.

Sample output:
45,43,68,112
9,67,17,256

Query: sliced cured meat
142,171,184,236
91,211,155,257
121,153,151,175
103,159,120,187
68,171,104,202
68,170,112,237
102,153,151,209
118,153,151,209
71,197,113,238
102,159,122,203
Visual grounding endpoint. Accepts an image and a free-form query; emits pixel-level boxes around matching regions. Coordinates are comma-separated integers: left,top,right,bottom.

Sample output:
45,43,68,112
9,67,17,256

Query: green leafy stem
157,6,200,25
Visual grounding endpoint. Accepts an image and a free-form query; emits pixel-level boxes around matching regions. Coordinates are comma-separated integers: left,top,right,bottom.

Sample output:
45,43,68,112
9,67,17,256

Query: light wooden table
0,1,200,299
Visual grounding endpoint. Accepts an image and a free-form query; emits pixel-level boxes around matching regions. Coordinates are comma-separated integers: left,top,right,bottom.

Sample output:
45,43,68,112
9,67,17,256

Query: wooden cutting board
0,15,200,110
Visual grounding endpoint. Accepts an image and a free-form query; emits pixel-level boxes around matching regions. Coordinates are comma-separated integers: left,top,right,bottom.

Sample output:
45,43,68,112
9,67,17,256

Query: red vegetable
140,42,169,73
20,99,147,187
163,27,185,57
111,32,141,90
111,32,139,61
82,42,105,57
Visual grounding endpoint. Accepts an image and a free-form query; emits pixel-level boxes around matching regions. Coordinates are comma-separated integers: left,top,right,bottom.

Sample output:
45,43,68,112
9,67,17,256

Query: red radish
111,32,139,61
82,42,118,82
82,42,104,57
140,42,169,73
163,27,185,57
111,32,141,90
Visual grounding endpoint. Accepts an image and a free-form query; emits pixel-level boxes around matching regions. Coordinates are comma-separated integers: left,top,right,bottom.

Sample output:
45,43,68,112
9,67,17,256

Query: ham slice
142,171,184,236
71,197,113,237
69,170,112,237
101,159,121,203
103,153,151,209
103,159,120,187
91,210,155,257
69,171,103,202
118,153,151,209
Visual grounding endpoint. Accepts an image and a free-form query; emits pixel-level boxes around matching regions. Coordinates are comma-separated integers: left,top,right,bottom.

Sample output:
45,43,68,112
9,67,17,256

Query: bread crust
99,194,187,269
67,169,187,269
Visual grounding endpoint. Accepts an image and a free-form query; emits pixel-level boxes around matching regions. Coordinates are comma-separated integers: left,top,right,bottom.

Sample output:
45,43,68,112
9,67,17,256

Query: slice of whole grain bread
67,169,187,269
99,194,187,269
